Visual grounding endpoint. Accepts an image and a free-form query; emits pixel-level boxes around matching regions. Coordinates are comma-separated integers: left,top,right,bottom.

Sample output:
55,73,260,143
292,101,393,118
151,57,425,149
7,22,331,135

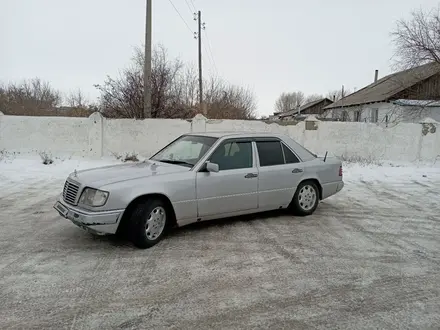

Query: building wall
393,73,440,100
325,102,440,124
301,99,333,116
0,112,438,163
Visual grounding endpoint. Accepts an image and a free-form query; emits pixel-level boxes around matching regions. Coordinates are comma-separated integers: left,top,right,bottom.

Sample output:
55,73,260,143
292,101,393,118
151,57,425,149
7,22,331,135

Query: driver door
196,139,258,218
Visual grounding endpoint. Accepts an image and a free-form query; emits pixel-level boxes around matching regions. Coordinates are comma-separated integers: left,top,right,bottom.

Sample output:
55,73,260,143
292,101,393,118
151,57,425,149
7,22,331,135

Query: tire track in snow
244,218,303,264
327,184,440,267
69,250,115,330
359,180,426,213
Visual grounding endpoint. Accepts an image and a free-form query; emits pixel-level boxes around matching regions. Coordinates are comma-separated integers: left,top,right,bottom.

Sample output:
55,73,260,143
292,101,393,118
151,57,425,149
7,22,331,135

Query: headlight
79,188,109,207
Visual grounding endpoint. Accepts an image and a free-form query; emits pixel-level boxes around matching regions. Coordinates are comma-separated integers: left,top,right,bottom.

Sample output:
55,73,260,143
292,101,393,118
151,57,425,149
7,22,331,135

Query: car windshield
150,135,218,168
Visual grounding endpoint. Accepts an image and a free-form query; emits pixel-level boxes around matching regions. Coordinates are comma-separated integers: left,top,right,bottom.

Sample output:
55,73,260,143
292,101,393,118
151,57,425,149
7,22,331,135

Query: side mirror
205,161,219,173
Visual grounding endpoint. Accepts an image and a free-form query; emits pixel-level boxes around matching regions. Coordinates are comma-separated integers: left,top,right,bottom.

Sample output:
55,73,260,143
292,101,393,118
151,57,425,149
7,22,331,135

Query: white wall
0,112,439,163
0,112,89,157
102,117,191,157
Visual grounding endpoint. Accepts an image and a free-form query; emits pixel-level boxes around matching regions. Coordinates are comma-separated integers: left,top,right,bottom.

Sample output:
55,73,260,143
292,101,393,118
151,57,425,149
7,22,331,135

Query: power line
167,0,194,36
188,0,197,12
203,29,218,76
202,41,214,76
184,0,195,15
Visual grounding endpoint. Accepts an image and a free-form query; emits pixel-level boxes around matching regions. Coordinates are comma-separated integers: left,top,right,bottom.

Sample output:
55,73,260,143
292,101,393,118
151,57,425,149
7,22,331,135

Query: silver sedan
54,132,344,248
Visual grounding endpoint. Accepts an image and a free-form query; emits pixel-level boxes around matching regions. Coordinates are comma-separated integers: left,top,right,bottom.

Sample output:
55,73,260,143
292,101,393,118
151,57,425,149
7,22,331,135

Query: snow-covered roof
420,117,439,124
393,99,440,107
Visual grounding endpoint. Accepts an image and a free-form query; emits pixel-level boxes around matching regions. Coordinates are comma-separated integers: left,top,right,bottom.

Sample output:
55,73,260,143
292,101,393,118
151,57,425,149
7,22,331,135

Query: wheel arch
116,193,177,235
297,178,323,200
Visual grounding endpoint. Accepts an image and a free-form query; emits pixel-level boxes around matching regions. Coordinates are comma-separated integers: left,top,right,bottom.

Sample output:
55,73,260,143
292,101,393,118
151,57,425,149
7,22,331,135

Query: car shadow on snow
166,209,302,237
61,208,319,249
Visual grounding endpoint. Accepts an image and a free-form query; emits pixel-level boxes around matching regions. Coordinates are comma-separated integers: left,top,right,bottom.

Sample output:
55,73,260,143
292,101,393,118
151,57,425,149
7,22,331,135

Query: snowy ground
1,156,440,329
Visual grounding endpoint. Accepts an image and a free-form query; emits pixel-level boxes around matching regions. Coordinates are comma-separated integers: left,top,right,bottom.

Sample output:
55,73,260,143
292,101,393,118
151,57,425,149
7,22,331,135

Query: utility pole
143,0,152,118
197,10,203,113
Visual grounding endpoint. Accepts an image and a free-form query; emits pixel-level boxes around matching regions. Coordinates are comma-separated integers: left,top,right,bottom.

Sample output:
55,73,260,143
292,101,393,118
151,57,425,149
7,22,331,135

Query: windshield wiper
155,159,194,167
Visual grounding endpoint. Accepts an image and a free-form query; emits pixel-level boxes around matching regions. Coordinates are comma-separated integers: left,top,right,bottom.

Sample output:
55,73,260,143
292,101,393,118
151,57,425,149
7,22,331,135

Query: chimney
374,69,379,82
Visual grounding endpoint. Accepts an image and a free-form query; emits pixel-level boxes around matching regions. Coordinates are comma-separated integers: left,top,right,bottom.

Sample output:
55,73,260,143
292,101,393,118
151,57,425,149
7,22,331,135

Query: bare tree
204,77,257,119
0,78,62,115
66,89,88,108
385,7,440,121
391,7,440,69
326,88,352,102
304,93,323,103
0,84,8,113
96,44,256,120
274,91,305,112
171,66,198,110
95,44,193,119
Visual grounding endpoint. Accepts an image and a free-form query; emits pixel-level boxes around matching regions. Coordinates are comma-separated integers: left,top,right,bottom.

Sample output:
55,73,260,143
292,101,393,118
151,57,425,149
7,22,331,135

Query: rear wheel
290,181,319,216
128,198,168,249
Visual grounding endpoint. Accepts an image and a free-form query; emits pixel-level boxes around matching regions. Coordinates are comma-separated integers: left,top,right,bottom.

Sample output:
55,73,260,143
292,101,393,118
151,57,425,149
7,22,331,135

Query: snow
420,117,439,124
0,156,440,188
1,156,440,329
1,155,439,193
393,99,440,107
342,161,440,183
304,114,320,121
0,156,120,185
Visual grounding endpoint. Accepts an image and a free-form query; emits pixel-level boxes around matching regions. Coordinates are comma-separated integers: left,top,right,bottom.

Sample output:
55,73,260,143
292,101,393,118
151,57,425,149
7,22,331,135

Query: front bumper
53,196,124,235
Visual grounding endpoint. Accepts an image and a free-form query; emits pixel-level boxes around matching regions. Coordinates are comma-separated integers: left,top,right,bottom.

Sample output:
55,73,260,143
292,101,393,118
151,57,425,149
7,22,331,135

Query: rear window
282,143,300,163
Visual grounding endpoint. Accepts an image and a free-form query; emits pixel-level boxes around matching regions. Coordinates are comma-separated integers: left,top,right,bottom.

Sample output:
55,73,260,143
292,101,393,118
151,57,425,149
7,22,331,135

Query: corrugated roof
279,98,332,117
324,62,440,110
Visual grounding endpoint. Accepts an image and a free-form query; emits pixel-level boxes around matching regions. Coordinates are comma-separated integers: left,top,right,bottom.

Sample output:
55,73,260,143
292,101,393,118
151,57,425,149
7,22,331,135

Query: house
323,62,440,123
271,98,333,121
268,111,283,121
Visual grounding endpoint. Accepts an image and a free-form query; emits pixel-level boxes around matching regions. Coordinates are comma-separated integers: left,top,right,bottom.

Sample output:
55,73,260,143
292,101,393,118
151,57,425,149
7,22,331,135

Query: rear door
196,139,258,218
255,138,304,209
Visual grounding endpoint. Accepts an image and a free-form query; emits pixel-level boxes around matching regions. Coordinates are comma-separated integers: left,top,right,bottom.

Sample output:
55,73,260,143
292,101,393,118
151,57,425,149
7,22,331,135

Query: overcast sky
1,0,439,116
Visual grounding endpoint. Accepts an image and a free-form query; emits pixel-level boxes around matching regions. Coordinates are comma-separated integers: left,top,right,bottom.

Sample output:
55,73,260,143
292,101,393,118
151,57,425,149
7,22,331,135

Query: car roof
186,131,285,139
185,131,317,162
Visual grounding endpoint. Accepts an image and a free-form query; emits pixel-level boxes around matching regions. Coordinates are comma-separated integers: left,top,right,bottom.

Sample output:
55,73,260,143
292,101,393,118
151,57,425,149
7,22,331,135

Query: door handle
292,168,303,173
245,173,258,178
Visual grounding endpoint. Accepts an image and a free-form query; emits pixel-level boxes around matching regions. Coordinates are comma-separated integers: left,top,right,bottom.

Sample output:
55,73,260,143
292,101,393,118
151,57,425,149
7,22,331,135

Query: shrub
39,151,54,165
123,152,139,162
338,154,383,166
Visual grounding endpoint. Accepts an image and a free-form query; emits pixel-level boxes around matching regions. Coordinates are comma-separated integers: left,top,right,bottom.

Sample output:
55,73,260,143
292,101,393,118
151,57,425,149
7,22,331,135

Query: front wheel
129,199,168,249
290,181,319,216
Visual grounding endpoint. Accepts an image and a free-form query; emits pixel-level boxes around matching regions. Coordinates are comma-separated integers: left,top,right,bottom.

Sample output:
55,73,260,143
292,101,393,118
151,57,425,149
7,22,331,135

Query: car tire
128,198,168,249
290,181,319,216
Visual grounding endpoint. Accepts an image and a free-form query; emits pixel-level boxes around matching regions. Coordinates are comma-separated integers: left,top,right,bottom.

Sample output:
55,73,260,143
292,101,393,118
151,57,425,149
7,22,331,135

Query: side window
256,141,284,166
282,143,300,163
209,141,253,170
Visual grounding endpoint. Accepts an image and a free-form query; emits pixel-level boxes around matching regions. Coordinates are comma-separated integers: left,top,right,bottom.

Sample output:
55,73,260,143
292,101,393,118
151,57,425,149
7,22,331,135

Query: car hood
69,160,189,188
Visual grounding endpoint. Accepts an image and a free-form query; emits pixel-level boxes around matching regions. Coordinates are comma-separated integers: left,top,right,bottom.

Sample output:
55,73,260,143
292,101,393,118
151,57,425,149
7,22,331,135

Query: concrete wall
0,112,439,163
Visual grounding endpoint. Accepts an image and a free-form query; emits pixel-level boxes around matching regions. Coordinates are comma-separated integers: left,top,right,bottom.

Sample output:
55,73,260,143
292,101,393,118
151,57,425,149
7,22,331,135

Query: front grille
63,180,80,205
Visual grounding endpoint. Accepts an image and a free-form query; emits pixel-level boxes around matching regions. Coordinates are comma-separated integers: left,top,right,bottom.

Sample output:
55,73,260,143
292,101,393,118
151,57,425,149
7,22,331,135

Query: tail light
339,166,343,176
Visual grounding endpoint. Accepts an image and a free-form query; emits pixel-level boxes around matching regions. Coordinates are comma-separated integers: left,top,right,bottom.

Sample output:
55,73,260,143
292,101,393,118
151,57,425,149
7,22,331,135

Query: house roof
279,98,333,118
324,62,440,110
392,99,440,107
